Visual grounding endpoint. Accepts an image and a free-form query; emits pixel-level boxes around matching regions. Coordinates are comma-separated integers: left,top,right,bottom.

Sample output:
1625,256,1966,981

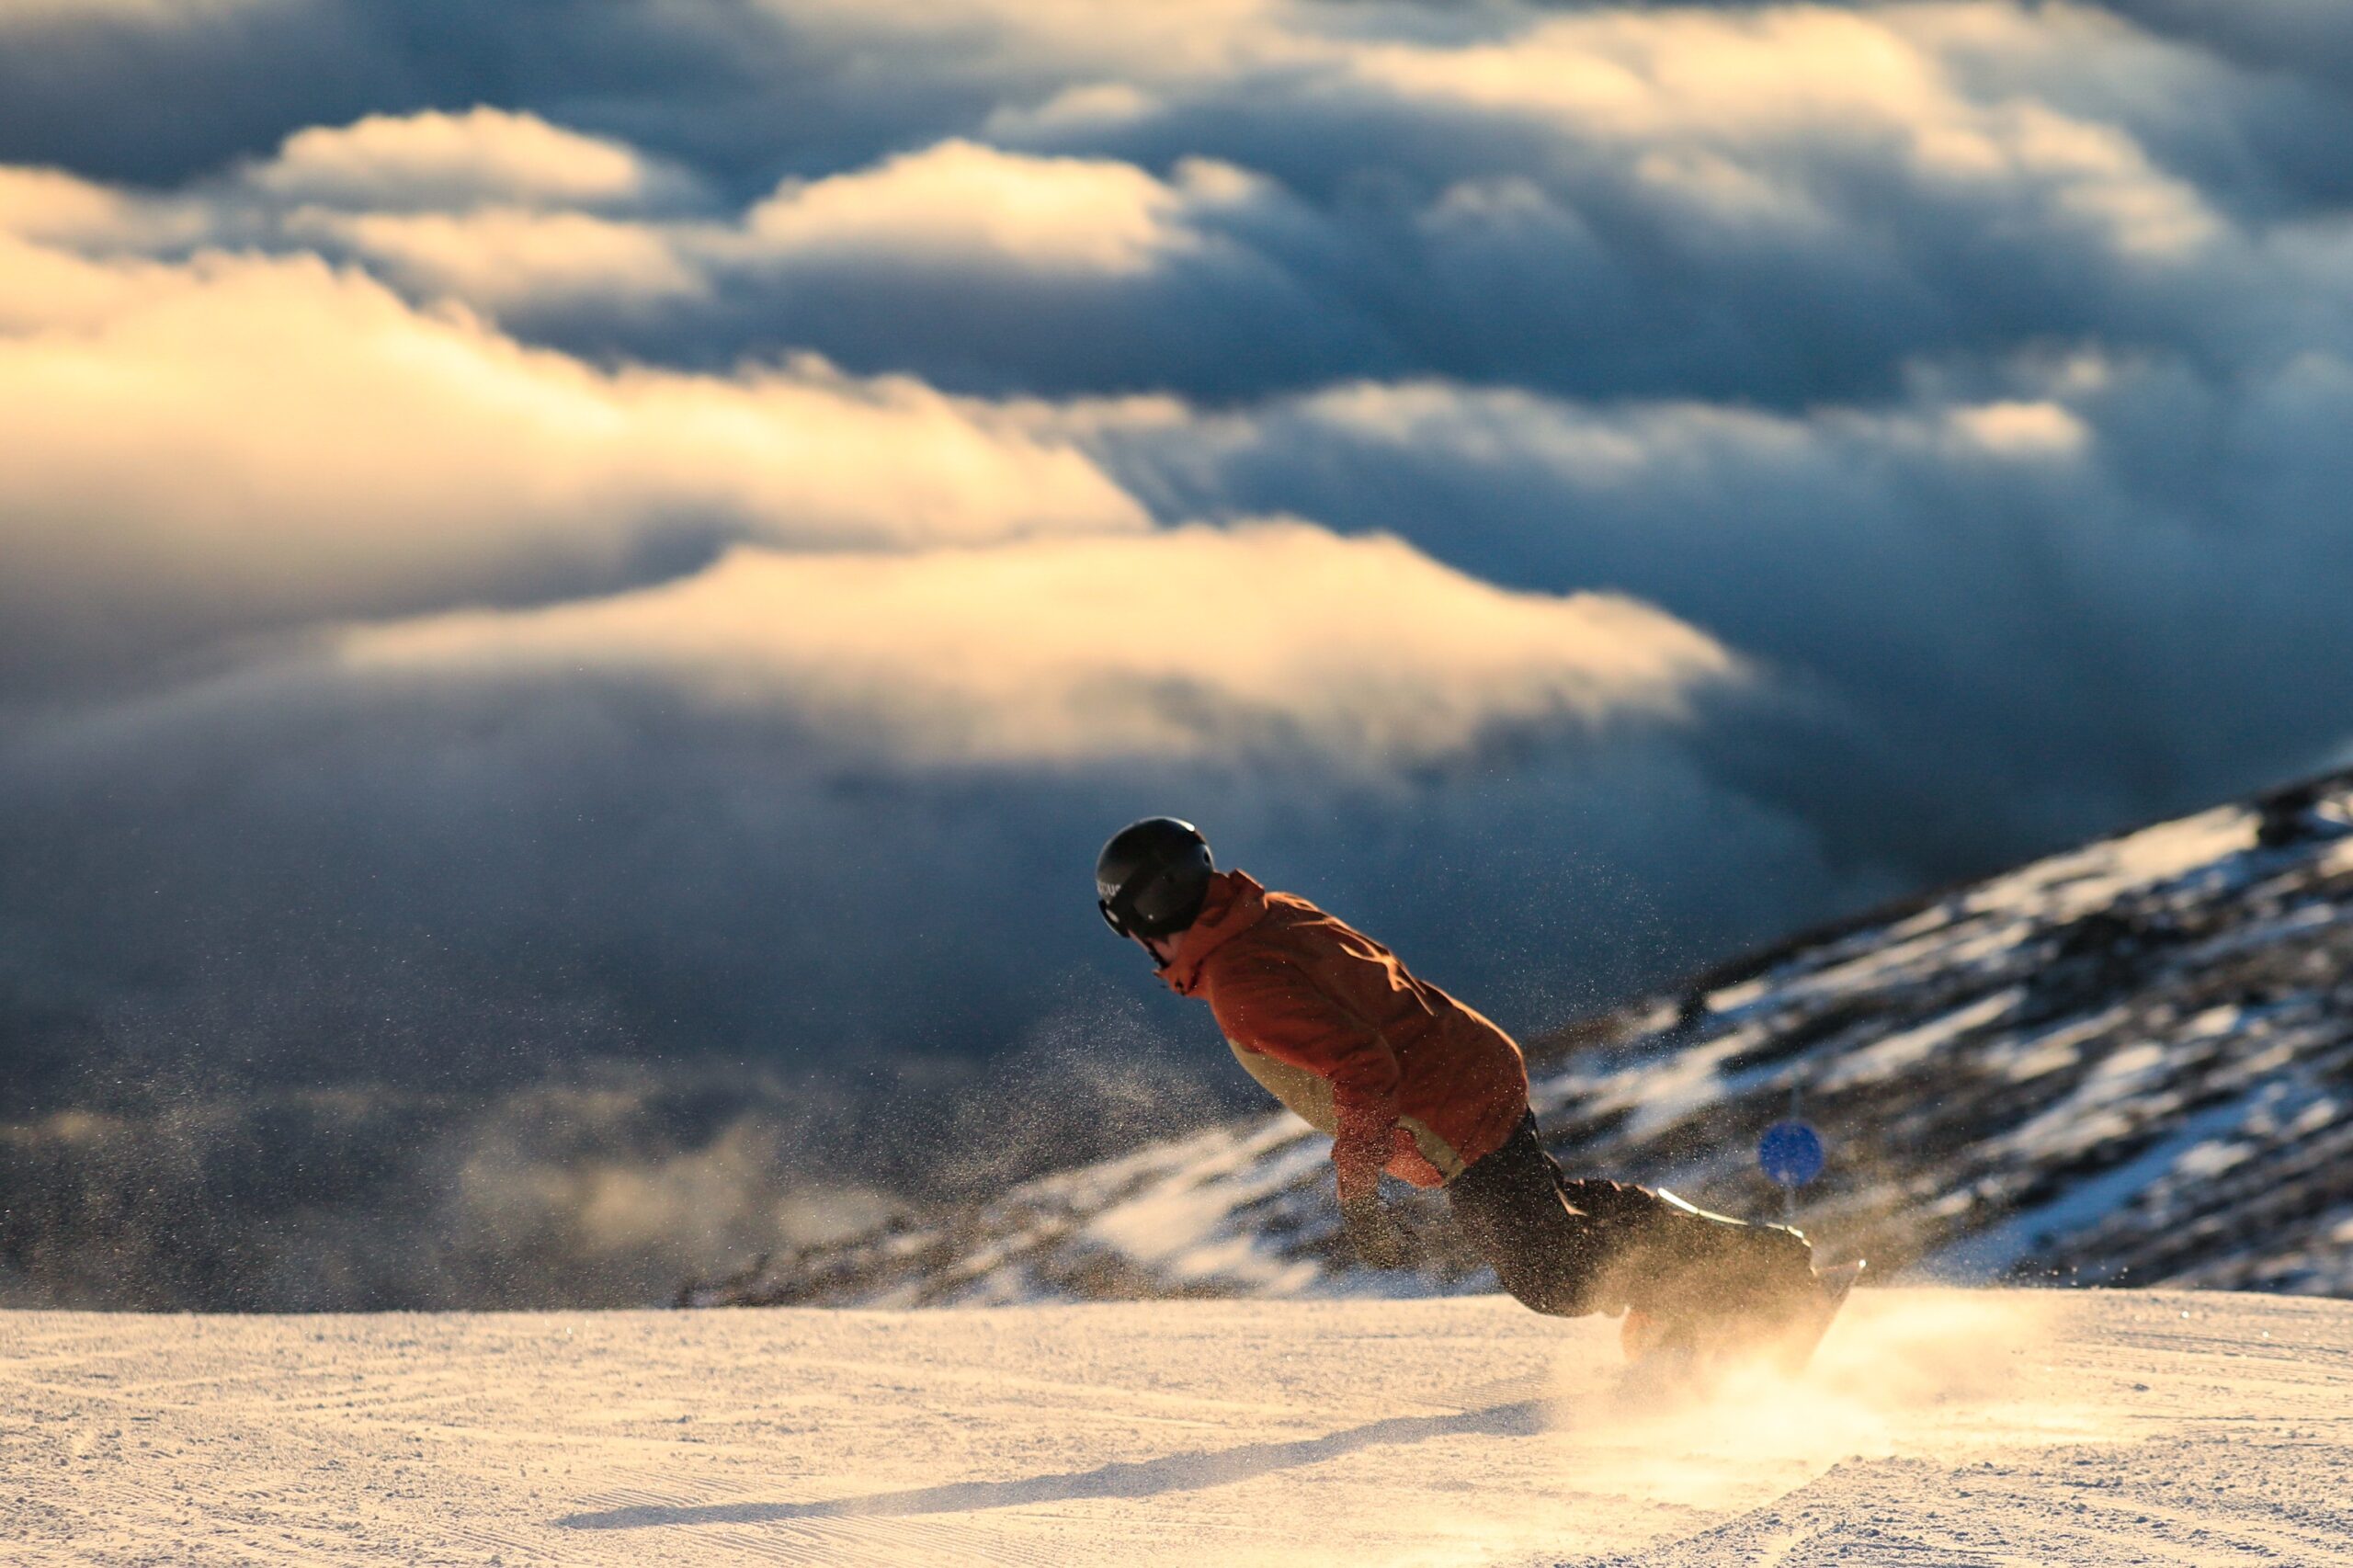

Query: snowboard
1620,1258,1865,1385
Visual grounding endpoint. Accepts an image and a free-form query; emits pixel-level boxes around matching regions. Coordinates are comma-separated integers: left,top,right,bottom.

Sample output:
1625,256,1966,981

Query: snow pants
1446,1112,1814,1322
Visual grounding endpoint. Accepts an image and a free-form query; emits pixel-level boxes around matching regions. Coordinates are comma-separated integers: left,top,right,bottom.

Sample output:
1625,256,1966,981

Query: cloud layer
0,223,1143,688
10,0,2353,1303
338,524,1734,767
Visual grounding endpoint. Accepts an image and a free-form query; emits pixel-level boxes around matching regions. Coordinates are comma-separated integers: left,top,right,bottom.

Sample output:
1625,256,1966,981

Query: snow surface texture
694,770,2353,1310
8,1289,2350,1566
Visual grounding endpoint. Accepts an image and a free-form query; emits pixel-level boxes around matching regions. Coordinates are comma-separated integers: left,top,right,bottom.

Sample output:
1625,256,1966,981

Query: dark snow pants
1446,1112,1813,1321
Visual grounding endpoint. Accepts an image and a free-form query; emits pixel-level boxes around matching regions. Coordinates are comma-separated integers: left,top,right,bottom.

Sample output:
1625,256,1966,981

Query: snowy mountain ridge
690,769,2353,1308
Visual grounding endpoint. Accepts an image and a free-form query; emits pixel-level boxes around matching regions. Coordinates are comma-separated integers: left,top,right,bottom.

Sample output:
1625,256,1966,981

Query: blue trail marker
1758,1119,1825,1190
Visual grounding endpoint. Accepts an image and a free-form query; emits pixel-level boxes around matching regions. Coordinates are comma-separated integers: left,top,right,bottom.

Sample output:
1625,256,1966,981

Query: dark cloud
2098,2,2353,101
0,0,1112,194
0,545,1790,1093
1072,358,2353,867
0,632,1856,1313
0,3,393,186
75,4,2353,416
21,4,2353,408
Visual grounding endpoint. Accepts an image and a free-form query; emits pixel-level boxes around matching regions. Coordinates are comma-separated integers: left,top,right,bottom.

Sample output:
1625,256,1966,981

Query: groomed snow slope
11,1289,2351,1566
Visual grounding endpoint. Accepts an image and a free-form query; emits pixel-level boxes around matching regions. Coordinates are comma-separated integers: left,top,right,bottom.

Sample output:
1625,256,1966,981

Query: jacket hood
1159,870,1267,996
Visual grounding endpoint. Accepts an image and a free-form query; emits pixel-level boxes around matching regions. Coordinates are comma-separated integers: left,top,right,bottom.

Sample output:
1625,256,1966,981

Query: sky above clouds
6,0,2353,1193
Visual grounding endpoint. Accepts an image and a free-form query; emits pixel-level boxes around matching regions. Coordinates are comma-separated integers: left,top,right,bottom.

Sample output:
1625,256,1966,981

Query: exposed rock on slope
689,771,2353,1307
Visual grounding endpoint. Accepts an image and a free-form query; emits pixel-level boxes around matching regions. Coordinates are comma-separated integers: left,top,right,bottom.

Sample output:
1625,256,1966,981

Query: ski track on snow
6,1288,2351,1566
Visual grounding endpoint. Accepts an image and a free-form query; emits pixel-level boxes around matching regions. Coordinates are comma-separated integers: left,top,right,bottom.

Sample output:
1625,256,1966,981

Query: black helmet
1096,818,1215,941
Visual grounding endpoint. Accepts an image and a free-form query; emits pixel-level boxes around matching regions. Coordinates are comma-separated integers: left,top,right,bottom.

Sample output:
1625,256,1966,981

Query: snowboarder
1096,816,1847,1362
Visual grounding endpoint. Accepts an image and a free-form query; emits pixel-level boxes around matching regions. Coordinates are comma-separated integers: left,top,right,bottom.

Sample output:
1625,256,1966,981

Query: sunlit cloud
286,206,710,309
0,165,207,253
0,165,150,242
0,241,1144,661
247,107,699,213
0,0,292,27
0,7,2260,389
336,522,1738,767
736,139,1225,276
1347,6,2220,261
1943,399,2089,459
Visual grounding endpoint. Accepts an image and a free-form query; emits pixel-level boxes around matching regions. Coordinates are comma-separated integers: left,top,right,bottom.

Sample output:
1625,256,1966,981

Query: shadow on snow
556,1398,1552,1529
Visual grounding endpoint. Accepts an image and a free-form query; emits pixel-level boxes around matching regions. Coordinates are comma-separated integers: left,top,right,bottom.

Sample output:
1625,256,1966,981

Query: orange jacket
1160,871,1529,1205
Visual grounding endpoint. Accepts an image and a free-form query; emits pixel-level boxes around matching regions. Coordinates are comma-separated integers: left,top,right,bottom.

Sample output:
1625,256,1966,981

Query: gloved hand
1341,1196,1412,1270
